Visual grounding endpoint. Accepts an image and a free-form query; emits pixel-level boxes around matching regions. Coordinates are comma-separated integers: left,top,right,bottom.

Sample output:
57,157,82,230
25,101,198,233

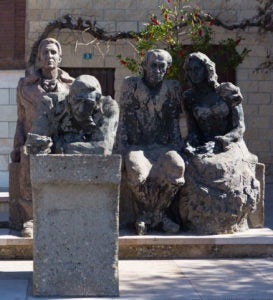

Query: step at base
0,211,9,228
0,191,9,215
1,228,273,259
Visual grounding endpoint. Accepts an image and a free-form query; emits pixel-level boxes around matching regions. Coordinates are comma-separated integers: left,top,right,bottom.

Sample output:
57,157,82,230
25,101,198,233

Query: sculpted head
142,49,172,87
38,38,62,71
184,52,219,88
67,75,102,129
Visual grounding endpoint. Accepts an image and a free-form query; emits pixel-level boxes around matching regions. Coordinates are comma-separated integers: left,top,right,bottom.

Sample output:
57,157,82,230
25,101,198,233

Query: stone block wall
0,0,272,187
0,71,24,187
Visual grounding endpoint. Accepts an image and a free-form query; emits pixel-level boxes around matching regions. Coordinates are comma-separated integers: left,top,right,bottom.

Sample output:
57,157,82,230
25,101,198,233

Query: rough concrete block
0,89,9,104
116,0,137,9
8,122,16,138
116,21,138,32
0,71,24,88
9,89,17,105
0,138,13,155
0,106,17,122
0,122,9,138
0,171,8,188
0,155,8,170
248,163,265,228
31,154,121,297
9,162,24,230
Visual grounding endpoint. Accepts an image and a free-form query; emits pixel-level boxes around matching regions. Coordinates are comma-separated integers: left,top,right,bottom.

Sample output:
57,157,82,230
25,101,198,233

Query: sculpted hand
10,148,20,162
215,135,230,149
184,142,196,155
25,133,53,154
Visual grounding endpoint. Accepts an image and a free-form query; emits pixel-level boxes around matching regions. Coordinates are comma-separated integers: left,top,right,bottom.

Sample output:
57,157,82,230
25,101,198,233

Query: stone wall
0,0,272,187
0,71,25,187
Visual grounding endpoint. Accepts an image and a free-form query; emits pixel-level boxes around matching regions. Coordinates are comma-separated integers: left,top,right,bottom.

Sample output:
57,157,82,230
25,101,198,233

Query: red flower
165,13,168,19
167,0,171,3
209,20,214,26
180,15,184,20
120,60,127,66
235,39,241,45
178,50,184,56
198,28,202,36
150,17,160,25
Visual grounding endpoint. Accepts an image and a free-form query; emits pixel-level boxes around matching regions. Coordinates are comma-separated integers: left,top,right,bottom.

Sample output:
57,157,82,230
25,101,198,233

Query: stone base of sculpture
9,162,23,230
179,141,262,234
9,149,33,231
31,154,121,297
9,148,34,238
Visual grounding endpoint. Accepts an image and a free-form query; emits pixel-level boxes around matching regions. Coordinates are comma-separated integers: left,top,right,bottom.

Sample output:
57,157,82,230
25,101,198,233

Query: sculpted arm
215,83,245,148
182,90,202,150
25,96,55,155
97,96,119,155
169,80,183,148
117,77,138,153
216,103,245,149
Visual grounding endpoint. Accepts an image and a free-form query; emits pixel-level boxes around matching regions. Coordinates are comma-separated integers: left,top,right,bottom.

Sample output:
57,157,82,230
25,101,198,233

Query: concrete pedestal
30,154,121,297
9,162,23,230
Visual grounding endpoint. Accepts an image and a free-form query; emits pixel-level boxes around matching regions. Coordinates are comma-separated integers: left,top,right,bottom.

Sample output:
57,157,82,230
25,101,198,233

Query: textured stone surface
31,154,121,297
9,38,74,229
9,162,26,230
2,227,273,259
117,49,184,235
180,52,262,234
19,0,273,186
119,228,273,259
248,162,265,228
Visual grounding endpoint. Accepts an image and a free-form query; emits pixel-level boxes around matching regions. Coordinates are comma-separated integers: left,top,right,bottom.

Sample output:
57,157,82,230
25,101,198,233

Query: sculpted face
144,54,168,87
186,57,207,84
70,83,102,128
40,43,61,70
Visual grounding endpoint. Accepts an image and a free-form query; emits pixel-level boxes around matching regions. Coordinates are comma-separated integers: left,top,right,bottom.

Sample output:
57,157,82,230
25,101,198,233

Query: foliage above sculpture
28,0,273,74
117,0,251,83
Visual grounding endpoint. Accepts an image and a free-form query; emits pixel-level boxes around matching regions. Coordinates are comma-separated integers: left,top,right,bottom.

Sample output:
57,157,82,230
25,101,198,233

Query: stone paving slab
0,279,29,300
175,259,273,300
1,259,273,299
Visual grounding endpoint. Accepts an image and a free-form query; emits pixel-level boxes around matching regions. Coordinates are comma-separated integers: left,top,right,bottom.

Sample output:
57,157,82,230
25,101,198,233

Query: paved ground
1,258,273,299
0,184,272,300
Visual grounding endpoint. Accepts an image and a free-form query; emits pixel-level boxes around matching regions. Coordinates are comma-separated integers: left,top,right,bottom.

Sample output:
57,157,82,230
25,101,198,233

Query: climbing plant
117,0,250,83
28,0,273,75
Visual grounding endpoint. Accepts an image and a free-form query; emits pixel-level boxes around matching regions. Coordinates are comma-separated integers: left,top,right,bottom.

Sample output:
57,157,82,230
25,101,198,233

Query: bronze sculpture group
11,38,262,236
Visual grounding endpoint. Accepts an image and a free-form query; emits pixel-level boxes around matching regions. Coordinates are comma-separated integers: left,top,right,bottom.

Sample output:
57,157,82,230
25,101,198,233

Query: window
0,0,25,69
62,68,115,98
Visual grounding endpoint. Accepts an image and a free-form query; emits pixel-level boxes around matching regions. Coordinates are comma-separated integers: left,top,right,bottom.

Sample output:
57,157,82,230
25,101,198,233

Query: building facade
0,0,272,187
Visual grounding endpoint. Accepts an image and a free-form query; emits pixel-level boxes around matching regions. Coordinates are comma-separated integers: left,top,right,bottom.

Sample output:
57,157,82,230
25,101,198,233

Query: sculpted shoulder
58,68,74,84
20,73,40,86
20,68,74,86
121,76,140,91
216,82,243,107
